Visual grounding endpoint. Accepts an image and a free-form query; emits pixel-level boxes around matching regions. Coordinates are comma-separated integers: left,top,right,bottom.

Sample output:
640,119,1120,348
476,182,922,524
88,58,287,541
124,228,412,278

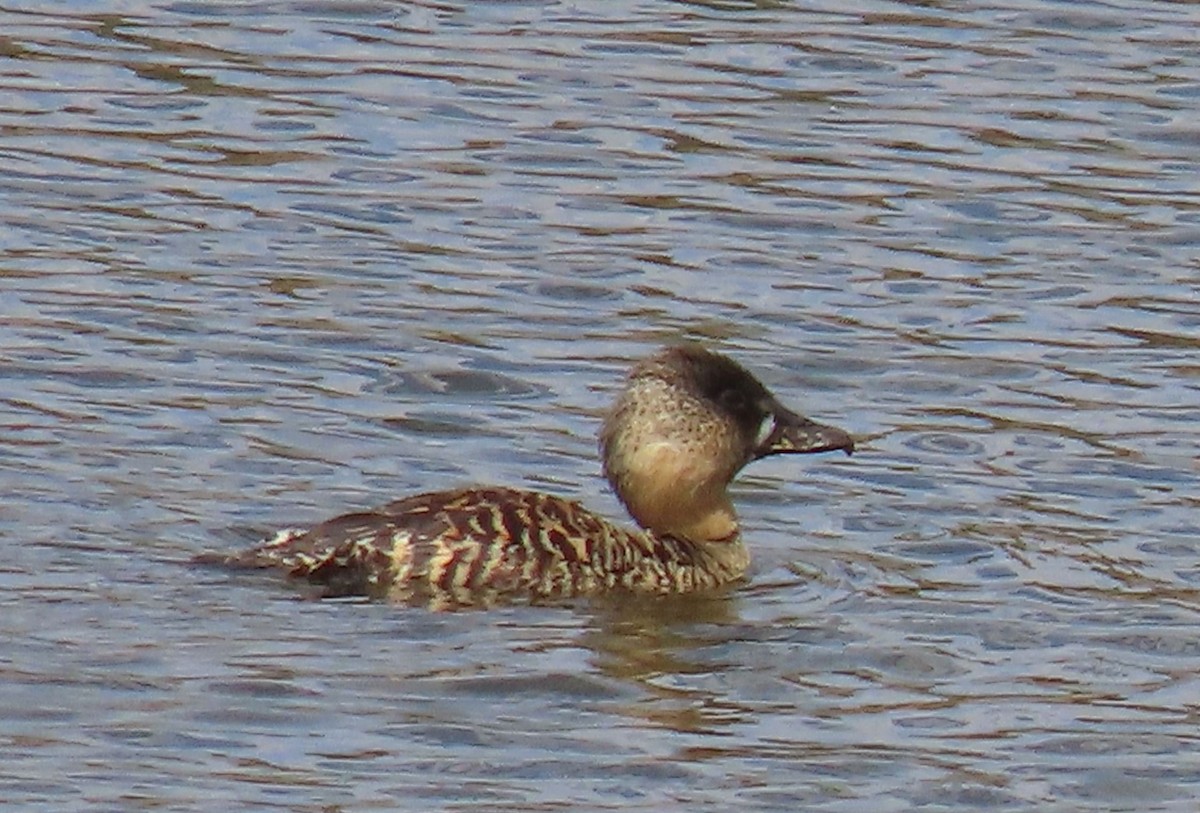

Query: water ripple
3,0,1200,810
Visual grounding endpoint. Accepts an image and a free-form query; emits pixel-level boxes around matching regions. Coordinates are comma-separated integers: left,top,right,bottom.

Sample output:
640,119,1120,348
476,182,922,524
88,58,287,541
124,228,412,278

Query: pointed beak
754,403,854,460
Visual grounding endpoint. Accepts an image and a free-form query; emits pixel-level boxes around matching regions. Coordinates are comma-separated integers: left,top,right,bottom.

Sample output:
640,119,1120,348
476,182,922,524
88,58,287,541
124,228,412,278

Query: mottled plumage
208,345,854,607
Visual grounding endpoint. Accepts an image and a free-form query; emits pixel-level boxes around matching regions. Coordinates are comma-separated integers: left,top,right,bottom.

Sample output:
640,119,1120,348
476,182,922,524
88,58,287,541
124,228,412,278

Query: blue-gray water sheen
2,0,1198,810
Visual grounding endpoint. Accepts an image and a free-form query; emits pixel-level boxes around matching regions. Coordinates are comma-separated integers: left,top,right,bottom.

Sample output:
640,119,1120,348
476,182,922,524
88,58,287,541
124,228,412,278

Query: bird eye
719,389,747,412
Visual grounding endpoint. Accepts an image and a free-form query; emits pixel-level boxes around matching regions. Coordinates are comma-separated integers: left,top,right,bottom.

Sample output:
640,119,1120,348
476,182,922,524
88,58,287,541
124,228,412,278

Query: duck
212,344,854,606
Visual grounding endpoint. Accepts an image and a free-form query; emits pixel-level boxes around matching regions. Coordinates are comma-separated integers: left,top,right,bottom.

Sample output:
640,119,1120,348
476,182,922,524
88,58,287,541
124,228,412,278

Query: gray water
2,0,1199,810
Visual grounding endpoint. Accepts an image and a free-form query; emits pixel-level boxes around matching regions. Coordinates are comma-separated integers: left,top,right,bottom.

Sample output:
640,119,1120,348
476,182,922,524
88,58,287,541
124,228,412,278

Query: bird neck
606,446,741,543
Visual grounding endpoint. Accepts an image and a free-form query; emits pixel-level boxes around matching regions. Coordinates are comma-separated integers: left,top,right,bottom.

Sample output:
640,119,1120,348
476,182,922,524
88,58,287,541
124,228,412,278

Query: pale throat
614,439,740,542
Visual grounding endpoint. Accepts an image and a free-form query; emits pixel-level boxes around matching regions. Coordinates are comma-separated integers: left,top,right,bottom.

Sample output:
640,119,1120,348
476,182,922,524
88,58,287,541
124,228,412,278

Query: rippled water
3,0,1199,810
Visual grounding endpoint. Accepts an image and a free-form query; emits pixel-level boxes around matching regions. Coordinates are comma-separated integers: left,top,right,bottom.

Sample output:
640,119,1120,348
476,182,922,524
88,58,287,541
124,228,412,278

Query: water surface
2,0,1199,810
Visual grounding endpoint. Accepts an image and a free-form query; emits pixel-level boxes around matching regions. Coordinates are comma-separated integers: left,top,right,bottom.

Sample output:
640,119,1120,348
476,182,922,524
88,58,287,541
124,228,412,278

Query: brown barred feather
218,486,750,606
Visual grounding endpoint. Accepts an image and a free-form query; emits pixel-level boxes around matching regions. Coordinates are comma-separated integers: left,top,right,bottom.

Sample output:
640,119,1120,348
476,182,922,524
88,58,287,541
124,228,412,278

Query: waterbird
209,345,854,607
